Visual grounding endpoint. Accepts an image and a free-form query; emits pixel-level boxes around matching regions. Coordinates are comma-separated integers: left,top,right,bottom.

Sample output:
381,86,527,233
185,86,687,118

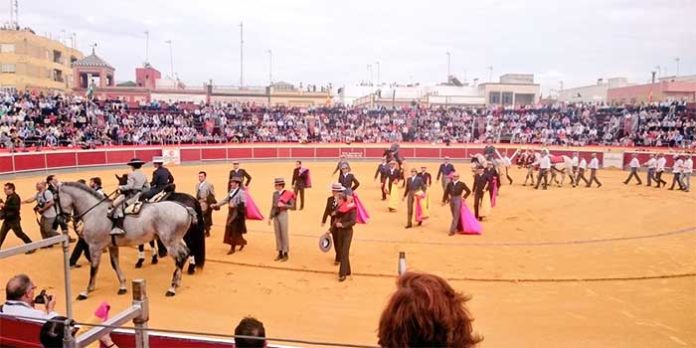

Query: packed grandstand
1,91,694,151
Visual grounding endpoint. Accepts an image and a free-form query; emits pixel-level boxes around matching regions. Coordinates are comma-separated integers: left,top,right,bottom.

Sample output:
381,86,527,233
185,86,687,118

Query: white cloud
4,0,694,93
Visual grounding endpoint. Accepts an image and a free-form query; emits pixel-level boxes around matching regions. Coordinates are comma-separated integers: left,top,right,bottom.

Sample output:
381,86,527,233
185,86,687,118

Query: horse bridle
55,187,118,222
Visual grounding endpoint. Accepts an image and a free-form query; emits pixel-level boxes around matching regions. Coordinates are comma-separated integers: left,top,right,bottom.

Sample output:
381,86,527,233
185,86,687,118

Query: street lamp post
376,61,380,86
675,57,680,77
164,40,174,79
144,31,150,65
266,49,273,85
446,52,451,82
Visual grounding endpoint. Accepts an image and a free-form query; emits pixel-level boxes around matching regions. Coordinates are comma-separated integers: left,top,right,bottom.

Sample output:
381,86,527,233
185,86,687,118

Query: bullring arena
0,144,694,347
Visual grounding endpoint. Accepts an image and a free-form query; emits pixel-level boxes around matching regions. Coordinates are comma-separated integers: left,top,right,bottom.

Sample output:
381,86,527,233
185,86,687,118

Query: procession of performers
54,141,692,285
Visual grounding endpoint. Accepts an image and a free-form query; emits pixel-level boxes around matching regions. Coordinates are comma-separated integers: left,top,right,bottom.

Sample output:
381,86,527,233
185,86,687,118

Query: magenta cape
414,191,429,222
244,190,264,220
550,155,564,164
302,168,312,188
457,202,482,235
353,192,369,224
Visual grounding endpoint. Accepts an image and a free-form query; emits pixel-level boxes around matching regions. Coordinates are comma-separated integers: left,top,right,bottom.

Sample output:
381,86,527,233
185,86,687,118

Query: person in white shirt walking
501,154,514,185
534,151,551,190
655,154,668,188
586,153,602,188
669,155,685,191
623,153,642,185
681,155,693,192
643,154,657,187
575,156,589,187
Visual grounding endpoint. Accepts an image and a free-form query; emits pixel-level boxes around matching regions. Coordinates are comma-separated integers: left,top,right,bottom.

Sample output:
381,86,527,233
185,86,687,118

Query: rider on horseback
140,156,175,202
109,158,149,236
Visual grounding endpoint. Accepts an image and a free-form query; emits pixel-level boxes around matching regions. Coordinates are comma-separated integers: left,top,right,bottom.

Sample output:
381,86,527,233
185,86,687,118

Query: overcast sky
8,0,696,93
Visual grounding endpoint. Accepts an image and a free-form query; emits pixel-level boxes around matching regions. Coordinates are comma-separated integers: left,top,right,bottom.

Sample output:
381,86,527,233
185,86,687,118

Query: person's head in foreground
39,316,78,348
378,272,482,348
234,316,266,348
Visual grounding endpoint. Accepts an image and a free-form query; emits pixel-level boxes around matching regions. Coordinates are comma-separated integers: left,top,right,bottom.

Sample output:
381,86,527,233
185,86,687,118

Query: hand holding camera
34,289,56,313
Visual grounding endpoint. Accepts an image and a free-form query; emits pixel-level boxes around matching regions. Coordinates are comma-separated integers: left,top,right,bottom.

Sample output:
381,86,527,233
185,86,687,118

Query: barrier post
132,279,150,348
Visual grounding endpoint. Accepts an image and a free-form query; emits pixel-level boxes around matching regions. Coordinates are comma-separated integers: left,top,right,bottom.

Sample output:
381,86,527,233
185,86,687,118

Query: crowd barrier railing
0,143,691,175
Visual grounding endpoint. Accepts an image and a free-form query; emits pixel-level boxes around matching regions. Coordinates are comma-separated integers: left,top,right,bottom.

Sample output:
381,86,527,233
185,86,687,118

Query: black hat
127,158,145,167
319,232,332,252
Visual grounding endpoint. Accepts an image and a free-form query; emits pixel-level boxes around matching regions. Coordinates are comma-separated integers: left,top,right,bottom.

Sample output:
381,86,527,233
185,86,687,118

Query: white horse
57,182,199,298
531,152,574,186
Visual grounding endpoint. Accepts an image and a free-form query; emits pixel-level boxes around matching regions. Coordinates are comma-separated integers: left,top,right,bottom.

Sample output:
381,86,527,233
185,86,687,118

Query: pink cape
244,190,264,220
415,191,429,222
457,203,482,235
94,301,110,321
353,193,369,224
302,168,312,188
491,178,498,208
550,155,564,164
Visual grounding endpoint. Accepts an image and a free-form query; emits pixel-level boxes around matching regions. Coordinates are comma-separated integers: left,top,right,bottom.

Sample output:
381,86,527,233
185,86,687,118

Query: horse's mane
61,182,107,201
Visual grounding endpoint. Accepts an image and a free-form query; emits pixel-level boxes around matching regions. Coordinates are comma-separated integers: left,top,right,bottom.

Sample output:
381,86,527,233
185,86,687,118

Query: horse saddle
124,201,144,215
148,191,169,203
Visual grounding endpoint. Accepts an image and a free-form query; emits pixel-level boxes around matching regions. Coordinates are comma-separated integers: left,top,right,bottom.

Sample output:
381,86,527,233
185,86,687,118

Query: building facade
559,77,630,103
607,81,696,104
478,74,540,106
0,28,84,92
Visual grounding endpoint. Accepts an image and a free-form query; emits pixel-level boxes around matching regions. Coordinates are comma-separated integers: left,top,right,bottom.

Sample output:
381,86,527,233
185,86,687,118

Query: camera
34,289,53,304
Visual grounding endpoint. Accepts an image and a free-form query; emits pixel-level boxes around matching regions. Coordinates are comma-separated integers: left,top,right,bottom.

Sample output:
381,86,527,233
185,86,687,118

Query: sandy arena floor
0,160,694,347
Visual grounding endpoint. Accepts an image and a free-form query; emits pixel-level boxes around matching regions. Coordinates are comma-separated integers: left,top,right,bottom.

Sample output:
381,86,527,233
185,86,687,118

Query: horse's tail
184,200,206,269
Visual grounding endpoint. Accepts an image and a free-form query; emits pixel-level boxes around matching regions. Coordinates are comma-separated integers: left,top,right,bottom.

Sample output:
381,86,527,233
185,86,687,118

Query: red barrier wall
1,145,690,175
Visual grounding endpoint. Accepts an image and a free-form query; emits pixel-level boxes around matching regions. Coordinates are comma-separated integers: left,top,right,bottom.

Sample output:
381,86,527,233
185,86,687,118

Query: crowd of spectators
1,91,694,151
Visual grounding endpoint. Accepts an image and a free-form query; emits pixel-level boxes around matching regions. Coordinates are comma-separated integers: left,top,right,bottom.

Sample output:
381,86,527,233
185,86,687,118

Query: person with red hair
378,272,482,348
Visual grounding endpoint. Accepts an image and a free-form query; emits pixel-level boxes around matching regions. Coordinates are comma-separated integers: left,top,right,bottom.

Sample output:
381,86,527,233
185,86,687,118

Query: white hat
153,156,164,164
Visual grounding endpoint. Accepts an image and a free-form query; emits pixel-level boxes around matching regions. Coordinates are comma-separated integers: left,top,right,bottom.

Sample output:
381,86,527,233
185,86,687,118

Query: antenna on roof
9,0,18,28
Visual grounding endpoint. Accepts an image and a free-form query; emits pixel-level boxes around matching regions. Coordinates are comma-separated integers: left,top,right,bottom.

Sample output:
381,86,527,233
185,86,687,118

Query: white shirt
629,158,640,168
1,300,59,320
502,157,511,167
589,158,599,169
579,159,587,170
646,158,657,169
571,156,579,167
683,158,693,174
539,156,551,169
656,157,666,171
673,159,683,173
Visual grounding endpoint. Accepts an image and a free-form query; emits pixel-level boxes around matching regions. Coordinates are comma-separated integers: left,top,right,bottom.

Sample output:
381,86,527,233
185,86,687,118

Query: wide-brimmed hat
230,176,243,183
331,183,345,192
340,163,350,169
319,232,332,252
274,178,285,185
126,158,145,167
232,160,240,164
152,156,164,164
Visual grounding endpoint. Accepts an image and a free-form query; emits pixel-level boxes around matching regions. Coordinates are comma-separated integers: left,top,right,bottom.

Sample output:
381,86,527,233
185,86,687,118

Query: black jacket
473,173,489,194
229,168,252,187
292,168,309,188
1,193,21,221
152,166,174,189
442,181,471,203
322,196,339,225
374,163,389,182
339,173,360,191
